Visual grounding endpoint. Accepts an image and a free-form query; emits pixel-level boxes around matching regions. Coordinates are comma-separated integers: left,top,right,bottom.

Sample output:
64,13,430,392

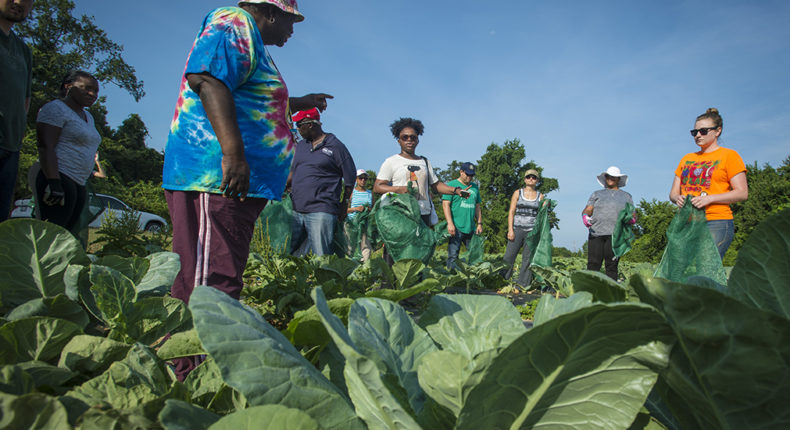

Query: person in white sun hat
347,168,373,261
581,166,634,280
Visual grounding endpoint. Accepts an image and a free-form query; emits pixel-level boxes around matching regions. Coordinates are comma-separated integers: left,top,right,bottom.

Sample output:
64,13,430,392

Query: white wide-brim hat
597,166,628,188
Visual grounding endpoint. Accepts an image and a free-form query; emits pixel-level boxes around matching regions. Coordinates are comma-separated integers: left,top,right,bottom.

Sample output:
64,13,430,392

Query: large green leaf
572,270,627,302
157,329,205,360
285,298,355,347
64,343,174,411
0,317,82,365
727,208,790,319
632,275,790,429
208,404,320,430
57,335,131,379
159,399,220,430
364,278,439,302
417,349,496,418
346,297,438,414
418,294,526,358
392,259,425,289
532,291,594,327
94,255,150,285
6,294,89,328
0,365,35,395
125,296,191,346
311,287,421,430
76,407,154,429
136,252,180,297
0,392,71,430
0,219,89,313
188,285,364,430
89,265,137,329
183,358,235,410
456,303,674,430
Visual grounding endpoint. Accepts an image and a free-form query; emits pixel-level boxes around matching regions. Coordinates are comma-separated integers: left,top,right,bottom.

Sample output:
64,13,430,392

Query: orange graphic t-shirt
674,147,746,220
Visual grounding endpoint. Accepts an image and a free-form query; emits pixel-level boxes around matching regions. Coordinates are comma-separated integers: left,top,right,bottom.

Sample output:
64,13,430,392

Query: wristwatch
454,186,460,195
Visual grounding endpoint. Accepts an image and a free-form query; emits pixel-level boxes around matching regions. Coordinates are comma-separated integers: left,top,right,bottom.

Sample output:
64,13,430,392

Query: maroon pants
165,190,267,380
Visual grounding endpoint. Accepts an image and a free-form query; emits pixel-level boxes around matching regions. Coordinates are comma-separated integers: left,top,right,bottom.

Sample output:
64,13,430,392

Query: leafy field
0,209,788,429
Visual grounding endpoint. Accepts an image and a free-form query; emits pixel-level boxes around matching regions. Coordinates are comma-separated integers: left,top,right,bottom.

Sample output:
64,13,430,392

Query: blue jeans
0,149,20,222
707,219,734,259
291,211,336,257
447,230,473,270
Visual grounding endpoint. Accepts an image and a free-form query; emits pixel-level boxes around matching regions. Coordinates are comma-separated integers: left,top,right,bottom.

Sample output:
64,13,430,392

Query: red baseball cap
292,108,320,123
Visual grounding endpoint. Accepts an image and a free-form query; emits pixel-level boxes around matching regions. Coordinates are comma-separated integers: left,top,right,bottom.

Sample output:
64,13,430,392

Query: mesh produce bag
344,210,370,261
257,194,294,254
460,234,485,265
654,196,727,284
525,199,555,268
369,192,435,263
612,202,636,258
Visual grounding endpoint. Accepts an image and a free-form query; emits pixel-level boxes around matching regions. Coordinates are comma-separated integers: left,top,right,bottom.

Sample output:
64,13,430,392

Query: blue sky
74,0,790,250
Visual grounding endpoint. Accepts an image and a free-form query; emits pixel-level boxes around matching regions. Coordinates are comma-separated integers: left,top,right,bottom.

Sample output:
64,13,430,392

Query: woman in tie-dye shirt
162,0,331,382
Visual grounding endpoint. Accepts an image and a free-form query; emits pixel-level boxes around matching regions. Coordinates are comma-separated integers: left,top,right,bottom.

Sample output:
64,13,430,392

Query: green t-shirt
0,29,32,152
442,179,481,234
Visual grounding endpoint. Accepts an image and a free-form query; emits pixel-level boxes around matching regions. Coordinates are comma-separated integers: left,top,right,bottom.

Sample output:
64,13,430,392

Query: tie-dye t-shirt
163,7,295,199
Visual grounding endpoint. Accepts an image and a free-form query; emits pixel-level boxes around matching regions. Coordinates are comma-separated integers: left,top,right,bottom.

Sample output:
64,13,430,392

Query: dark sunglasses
525,174,538,180
399,134,418,142
690,127,718,137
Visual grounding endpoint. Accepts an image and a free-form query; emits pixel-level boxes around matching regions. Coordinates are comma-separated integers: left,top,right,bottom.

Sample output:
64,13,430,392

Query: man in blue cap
442,162,482,270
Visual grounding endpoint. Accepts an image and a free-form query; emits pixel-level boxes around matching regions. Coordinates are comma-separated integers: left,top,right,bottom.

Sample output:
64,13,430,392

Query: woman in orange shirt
669,107,748,258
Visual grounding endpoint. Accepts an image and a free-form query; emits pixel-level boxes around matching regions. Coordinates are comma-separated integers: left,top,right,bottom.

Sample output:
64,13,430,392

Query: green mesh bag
612,202,636,258
344,210,370,261
369,192,435,263
460,234,485,265
525,199,555,268
654,196,727,284
257,195,293,254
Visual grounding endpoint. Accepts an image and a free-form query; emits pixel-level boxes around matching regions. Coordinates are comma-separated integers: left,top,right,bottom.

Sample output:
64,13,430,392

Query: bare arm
187,73,248,200
373,179,407,195
507,190,519,240
475,203,483,234
36,123,62,180
690,171,748,209
669,176,684,208
442,200,455,235
289,93,334,112
93,153,107,178
582,205,594,216
431,181,466,197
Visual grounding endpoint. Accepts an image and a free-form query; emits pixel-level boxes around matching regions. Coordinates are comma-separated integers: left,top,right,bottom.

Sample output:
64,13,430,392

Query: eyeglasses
297,120,317,128
399,134,418,142
690,127,718,137
525,175,538,180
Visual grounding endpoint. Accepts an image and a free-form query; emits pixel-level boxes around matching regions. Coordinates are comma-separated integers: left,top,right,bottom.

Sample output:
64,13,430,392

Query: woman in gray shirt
502,169,546,289
35,70,101,231
582,166,634,281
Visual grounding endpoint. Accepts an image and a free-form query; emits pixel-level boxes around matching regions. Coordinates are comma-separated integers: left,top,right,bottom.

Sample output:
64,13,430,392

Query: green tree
624,199,676,263
727,157,790,264
16,0,144,125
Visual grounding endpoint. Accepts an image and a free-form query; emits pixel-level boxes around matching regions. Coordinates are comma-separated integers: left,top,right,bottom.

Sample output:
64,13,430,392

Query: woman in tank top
501,168,546,289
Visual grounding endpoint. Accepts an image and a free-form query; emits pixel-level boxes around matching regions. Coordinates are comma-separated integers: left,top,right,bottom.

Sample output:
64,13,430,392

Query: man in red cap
287,108,357,256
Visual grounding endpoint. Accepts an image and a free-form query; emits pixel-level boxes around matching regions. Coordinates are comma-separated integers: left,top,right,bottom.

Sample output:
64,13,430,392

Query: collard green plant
188,285,365,430
0,219,90,315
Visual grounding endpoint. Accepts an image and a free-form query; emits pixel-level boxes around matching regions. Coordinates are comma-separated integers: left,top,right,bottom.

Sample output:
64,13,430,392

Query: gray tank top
514,189,541,230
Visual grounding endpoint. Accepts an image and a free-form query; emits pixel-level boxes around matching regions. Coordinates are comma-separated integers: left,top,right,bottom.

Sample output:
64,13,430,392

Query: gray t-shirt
36,100,101,185
586,188,633,237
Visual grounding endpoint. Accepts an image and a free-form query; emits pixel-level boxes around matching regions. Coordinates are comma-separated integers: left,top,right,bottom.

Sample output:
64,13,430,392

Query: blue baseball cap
460,162,476,175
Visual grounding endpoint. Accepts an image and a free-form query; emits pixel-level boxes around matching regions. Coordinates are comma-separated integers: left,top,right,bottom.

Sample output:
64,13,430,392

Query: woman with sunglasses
502,168,546,289
669,107,747,258
373,117,468,226
582,166,634,281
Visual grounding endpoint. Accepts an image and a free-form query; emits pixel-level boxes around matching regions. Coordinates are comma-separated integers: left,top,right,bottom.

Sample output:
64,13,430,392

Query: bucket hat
597,166,628,188
238,0,304,22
